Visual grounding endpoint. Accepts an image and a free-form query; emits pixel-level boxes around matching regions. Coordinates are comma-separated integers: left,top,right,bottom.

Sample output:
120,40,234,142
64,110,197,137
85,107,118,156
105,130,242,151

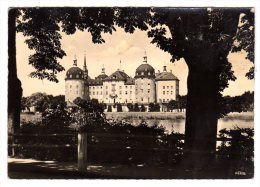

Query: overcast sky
16,26,254,97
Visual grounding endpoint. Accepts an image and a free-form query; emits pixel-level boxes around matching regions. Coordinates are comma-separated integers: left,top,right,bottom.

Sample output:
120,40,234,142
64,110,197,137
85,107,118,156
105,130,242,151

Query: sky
16,26,254,97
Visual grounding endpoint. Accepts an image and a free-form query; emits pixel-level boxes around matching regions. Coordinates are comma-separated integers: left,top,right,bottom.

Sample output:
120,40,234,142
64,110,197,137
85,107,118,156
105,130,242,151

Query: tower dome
135,52,155,79
65,58,85,80
135,63,155,78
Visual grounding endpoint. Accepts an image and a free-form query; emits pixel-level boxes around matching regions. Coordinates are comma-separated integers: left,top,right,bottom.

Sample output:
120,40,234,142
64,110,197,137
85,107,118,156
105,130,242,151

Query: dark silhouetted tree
133,103,140,112
117,103,123,112
127,103,134,112
107,105,112,112
140,104,146,112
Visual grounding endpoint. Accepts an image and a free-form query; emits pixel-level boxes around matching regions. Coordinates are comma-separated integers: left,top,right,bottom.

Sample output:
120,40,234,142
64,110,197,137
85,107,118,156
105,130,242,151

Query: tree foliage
21,93,66,112
217,127,254,176
232,9,254,79
71,97,106,132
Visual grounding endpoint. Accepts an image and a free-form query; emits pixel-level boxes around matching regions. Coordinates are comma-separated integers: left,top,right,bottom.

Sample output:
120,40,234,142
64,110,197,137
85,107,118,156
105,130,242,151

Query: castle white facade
65,53,179,111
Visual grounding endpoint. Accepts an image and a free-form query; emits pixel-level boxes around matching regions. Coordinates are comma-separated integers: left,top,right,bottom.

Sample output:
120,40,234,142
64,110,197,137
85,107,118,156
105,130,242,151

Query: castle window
141,89,143,93
171,86,173,89
119,86,122,89
148,89,150,93
93,92,95,95
163,91,165,95
163,86,165,89
163,99,165,102
148,83,150,85
101,86,102,89
171,91,173,95
167,91,169,94
125,86,128,89
159,99,162,102
93,87,95,90
141,97,143,101
130,91,132,94
125,91,128,95
119,91,122,95
106,91,108,95
70,85,72,88
167,86,169,89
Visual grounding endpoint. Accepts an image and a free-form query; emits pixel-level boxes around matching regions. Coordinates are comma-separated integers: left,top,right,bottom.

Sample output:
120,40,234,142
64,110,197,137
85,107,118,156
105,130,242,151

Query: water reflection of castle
65,53,179,112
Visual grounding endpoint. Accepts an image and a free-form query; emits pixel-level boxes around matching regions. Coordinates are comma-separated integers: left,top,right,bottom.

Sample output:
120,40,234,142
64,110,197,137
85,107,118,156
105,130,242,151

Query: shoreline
105,111,254,121
20,111,254,123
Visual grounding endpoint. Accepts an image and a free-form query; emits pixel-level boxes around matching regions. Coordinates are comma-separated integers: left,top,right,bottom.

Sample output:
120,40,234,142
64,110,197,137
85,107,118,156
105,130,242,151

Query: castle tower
65,56,89,106
134,51,156,105
83,51,88,79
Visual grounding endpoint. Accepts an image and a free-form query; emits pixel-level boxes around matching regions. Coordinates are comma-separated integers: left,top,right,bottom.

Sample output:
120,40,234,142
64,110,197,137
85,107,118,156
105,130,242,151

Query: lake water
126,118,253,135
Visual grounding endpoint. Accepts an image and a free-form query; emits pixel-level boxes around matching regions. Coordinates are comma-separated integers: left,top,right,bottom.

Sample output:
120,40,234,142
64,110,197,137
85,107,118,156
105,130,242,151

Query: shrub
133,103,140,112
140,104,146,112
127,103,134,112
107,105,112,112
117,104,123,112
217,127,254,177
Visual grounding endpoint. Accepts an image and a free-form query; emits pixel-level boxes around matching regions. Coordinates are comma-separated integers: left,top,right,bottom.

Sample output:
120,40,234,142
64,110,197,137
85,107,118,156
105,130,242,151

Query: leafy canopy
15,7,254,85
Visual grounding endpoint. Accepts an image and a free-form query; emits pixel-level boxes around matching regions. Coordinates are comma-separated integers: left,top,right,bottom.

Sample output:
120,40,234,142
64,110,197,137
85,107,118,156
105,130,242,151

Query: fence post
11,135,15,157
78,133,88,172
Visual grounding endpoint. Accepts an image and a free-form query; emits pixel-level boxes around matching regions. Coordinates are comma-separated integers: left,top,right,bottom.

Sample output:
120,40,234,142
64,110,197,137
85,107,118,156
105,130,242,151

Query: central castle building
65,53,179,112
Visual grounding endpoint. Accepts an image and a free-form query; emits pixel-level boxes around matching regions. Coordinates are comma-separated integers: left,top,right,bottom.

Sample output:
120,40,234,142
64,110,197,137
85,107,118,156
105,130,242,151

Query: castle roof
125,77,135,85
104,70,130,81
65,66,85,80
155,71,179,81
135,63,155,79
96,74,108,80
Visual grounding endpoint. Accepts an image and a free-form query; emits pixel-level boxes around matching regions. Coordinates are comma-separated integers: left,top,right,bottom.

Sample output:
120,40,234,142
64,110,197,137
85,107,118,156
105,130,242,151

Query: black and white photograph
0,1,259,186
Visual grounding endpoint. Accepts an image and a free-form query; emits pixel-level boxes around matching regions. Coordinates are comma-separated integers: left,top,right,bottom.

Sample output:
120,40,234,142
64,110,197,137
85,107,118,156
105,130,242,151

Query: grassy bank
105,112,186,121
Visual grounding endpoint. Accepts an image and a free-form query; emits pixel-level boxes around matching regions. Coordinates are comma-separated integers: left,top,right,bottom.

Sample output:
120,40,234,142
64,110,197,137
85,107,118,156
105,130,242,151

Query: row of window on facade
90,90,134,96
89,85,134,90
162,91,174,95
68,74,84,78
159,98,171,103
136,89,151,93
136,71,154,76
162,86,174,89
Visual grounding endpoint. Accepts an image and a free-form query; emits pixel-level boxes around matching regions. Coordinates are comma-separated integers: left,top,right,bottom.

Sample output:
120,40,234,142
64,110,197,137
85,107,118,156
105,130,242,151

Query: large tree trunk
8,9,22,134
183,47,221,170
179,10,241,170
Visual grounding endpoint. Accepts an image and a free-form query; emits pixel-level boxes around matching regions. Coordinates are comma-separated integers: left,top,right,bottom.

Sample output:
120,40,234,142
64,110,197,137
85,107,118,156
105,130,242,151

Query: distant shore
20,111,254,124
105,111,254,121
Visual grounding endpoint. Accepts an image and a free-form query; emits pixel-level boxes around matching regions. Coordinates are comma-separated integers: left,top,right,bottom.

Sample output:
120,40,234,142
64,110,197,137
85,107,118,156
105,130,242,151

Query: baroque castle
65,53,179,112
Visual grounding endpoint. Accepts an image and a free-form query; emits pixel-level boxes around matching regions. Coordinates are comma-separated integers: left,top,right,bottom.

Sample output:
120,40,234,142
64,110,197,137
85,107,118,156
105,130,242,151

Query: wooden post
78,133,88,172
11,135,15,157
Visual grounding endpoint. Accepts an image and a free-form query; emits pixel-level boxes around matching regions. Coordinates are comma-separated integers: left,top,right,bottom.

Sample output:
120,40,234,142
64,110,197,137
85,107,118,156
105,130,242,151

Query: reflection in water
129,118,253,134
